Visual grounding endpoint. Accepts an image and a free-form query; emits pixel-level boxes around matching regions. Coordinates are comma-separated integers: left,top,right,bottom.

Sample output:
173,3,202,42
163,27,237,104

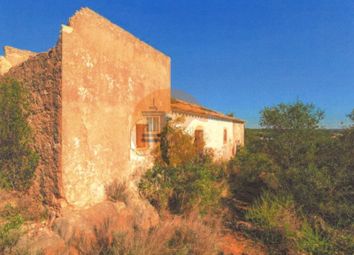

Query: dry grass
67,212,221,255
110,213,220,255
105,180,128,204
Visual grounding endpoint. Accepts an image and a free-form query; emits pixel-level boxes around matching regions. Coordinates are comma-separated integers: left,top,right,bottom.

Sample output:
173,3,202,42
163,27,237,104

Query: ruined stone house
0,8,244,209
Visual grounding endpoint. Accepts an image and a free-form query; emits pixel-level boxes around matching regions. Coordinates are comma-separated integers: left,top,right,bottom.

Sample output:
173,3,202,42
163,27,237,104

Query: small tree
259,101,324,169
0,79,38,191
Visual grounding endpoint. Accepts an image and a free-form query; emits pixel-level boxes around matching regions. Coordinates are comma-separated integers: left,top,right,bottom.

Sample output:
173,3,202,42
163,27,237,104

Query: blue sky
1,0,353,128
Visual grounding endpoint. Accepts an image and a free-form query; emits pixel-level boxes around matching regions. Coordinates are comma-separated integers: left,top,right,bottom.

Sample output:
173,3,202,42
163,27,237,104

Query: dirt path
219,232,267,255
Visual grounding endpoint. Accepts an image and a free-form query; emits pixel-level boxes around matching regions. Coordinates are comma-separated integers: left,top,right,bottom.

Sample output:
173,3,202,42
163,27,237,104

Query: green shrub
245,192,345,255
231,104,354,254
0,79,38,191
245,192,298,247
156,117,212,167
141,115,223,215
229,149,279,202
156,117,197,167
0,213,24,253
139,163,224,214
296,220,332,255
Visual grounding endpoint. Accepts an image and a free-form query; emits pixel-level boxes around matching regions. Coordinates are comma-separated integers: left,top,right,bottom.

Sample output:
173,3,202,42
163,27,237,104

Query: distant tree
260,101,324,130
0,79,38,190
259,101,324,169
348,109,354,123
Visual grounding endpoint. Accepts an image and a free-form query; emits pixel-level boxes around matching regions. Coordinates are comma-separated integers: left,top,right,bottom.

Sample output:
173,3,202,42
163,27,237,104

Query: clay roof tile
171,98,245,123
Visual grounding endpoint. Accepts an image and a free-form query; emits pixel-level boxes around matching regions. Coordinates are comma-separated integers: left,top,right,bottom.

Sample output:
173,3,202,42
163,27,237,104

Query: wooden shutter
195,129,204,145
136,124,148,148
224,129,227,144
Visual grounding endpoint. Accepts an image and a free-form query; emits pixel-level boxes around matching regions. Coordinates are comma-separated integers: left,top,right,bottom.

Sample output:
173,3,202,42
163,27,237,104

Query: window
136,115,162,149
147,116,160,133
223,129,227,144
147,116,161,143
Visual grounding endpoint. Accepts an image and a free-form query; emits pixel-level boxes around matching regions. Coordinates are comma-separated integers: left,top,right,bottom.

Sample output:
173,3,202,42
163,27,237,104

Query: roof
171,99,245,123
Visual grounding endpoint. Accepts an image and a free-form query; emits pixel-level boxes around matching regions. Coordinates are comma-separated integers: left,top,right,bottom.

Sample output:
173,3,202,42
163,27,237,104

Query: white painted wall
170,113,244,160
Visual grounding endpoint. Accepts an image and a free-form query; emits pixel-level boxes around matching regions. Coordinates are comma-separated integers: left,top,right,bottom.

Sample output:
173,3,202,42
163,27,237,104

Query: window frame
147,116,161,134
142,111,164,144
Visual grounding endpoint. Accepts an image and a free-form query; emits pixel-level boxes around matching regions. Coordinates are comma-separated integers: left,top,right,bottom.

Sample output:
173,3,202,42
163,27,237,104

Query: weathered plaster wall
61,8,170,207
0,44,62,209
171,113,242,160
233,122,245,147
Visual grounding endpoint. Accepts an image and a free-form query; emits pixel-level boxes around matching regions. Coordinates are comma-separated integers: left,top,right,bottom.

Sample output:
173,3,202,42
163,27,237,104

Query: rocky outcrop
15,194,159,255
0,46,37,75
16,226,67,255
4,46,37,67
0,56,12,75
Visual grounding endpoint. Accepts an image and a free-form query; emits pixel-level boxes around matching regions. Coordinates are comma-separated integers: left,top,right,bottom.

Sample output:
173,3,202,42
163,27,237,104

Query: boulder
15,226,67,255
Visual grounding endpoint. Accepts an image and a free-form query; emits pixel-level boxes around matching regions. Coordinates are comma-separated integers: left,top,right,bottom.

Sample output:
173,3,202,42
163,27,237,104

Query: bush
0,213,24,253
0,198,47,222
105,180,128,204
229,149,279,202
139,163,224,214
108,215,219,255
156,117,210,167
0,79,38,191
296,220,332,255
228,104,354,254
139,163,222,214
141,116,224,215
68,214,220,255
245,192,343,255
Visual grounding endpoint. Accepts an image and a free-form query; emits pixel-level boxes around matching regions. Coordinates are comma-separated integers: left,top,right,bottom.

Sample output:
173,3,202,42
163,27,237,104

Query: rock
52,193,159,252
0,56,12,75
125,186,159,230
52,201,136,252
4,46,36,67
15,226,67,255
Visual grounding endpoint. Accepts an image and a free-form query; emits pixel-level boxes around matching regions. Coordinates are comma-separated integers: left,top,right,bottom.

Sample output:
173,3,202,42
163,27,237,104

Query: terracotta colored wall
1,44,62,209
61,8,170,207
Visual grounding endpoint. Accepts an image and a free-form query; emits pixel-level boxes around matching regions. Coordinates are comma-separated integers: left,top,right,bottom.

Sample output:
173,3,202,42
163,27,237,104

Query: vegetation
109,216,218,255
0,79,38,191
0,212,24,254
138,102,353,254
105,180,128,204
0,79,352,255
229,101,354,254
68,214,219,255
140,117,224,215
140,162,224,214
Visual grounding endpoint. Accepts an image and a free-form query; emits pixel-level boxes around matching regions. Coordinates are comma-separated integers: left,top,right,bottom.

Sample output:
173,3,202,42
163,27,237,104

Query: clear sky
1,0,353,128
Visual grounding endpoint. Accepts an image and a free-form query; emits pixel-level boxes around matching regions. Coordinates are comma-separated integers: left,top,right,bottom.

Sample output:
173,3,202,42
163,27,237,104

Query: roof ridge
171,98,245,123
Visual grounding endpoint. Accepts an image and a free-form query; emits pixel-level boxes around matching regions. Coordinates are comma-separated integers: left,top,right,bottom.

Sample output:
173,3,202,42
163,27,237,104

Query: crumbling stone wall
1,42,62,209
